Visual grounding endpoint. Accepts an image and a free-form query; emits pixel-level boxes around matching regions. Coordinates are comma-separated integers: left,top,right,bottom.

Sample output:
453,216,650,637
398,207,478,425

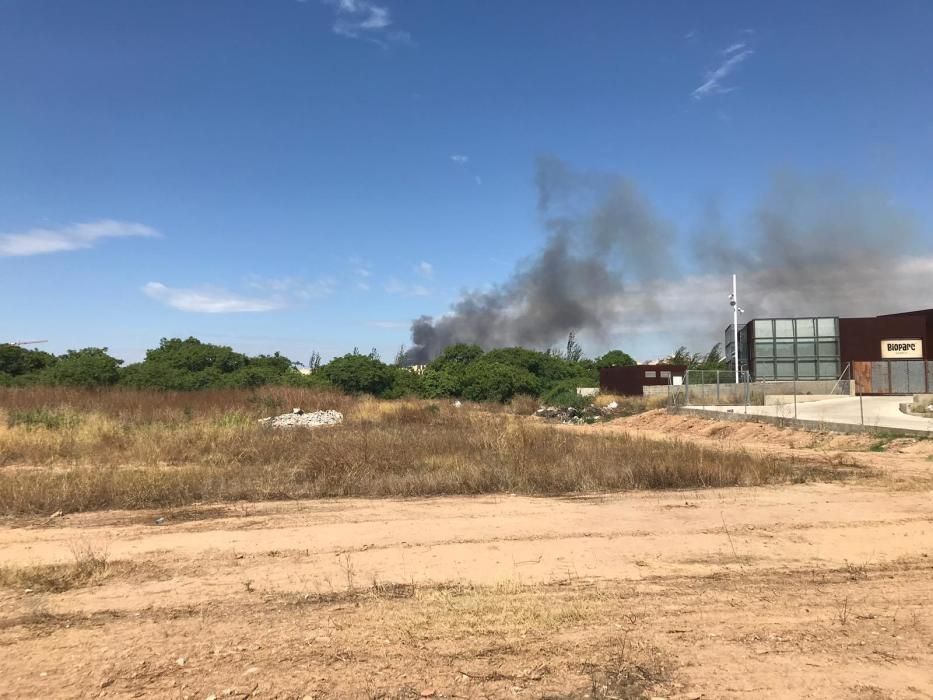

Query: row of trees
0,336,726,401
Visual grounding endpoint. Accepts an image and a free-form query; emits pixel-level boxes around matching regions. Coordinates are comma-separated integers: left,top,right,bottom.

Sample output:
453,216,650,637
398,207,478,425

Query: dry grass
0,542,113,592
0,387,857,515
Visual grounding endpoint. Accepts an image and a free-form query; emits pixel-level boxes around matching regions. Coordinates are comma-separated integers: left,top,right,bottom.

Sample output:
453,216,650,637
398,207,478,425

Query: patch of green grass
6,408,81,430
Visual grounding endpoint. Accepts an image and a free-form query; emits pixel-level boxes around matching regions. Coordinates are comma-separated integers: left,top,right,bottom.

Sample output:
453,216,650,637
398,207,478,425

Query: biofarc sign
880,339,923,359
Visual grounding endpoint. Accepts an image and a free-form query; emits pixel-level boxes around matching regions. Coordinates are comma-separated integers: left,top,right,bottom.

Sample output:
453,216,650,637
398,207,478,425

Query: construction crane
7,340,48,347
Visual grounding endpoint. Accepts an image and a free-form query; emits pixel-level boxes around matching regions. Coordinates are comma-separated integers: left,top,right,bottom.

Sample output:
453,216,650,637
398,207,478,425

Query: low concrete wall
669,406,933,438
673,379,851,406
764,394,836,406
576,387,600,397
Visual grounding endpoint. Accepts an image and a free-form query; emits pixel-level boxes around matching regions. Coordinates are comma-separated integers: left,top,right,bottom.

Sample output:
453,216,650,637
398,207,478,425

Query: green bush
7,408,81,430
41,348,122,387
541,380,591,409
460,361,540,402
418,368,460,398
595,350,637,369
381,367,425,399
321,353,394,395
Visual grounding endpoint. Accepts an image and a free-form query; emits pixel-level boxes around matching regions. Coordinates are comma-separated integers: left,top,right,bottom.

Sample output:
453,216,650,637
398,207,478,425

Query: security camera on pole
729,275,744,383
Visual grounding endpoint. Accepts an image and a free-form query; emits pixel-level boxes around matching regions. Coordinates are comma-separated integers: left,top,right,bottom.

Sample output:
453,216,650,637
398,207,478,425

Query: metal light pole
729,275,744,384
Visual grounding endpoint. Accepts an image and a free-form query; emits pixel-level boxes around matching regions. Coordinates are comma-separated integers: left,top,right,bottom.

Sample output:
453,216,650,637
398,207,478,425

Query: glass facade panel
818,361,839,379
795,319,815,337
754,319,773,338
774,319,794,337
755,361,775,379
755,341,774,358
797,361,817,379
796,341,816,358
817,318,837,337
775,342,795,358
776,362,795,379
817,341,838,357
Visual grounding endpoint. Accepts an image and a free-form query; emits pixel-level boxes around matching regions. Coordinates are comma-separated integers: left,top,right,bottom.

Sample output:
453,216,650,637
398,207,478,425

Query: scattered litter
258,409,343,429
606,401,618,410
453,400,462,408
155,517,166,525
535,405,614,424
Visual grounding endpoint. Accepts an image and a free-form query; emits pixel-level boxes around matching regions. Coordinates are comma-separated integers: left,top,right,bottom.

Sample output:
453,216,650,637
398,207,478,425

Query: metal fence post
685,370,690,406
716,370,720,405
793,376,797,420
859,391,864,427
744,371,749,414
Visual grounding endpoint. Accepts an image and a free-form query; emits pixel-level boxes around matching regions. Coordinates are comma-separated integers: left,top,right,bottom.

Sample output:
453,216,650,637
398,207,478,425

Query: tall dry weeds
0,388,852,515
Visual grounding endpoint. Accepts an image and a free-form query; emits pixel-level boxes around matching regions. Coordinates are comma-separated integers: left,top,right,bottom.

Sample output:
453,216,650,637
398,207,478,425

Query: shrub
541,381,591,409
40,348,122,387
461,361,540,402
7,408,81,430
321,354,394,395
596,350,637,369
419,368,460,398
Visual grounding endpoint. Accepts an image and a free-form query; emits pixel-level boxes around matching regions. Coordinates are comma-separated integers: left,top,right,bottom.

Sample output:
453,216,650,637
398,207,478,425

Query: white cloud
692,42,754,100
415,261,434,278
385,277,430,297
0,219,159,257
450,154,469,165
722,42,746,55
142,282,285,313
326,0,409,45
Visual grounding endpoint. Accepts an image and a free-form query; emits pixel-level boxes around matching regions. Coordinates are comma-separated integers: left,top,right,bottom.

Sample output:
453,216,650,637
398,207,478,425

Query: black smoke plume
406,160,926,363
406,157,674,362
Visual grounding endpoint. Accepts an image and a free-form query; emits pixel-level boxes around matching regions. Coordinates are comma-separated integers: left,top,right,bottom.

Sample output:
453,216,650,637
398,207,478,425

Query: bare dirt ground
1,412,932,699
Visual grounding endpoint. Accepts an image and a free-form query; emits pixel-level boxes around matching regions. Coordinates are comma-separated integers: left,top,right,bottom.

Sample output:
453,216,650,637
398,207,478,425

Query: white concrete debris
606,401,619,410
258,408,344,429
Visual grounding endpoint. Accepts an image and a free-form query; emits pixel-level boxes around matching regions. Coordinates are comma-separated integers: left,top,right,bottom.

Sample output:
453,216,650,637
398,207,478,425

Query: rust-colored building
726,308,932,395
599,364,687,396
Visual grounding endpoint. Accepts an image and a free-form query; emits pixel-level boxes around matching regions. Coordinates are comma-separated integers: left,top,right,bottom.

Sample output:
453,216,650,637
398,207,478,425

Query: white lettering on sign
880,339,924,359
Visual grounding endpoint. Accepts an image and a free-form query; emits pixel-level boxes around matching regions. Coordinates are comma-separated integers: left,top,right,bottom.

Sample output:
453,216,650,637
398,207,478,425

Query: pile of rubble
535,402,617,424
258,408,343,429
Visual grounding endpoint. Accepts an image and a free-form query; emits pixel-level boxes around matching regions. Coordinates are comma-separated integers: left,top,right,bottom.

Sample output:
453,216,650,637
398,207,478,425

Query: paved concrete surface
700,395,933,432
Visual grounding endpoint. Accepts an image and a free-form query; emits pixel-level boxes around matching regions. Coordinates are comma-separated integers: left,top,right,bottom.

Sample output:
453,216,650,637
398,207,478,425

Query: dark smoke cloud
697,171,921,319
407,157,674,362
407,160,927,363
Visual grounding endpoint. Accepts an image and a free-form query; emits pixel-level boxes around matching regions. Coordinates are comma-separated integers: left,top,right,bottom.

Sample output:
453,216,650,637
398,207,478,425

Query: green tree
595,350,637,369
43,348,122,387
460,361,539,402
429,344,484,373
418,367,461,398
321,353,394,395
142,337,247,374
381,366,425,399
565,331,583,363
0,344,58,378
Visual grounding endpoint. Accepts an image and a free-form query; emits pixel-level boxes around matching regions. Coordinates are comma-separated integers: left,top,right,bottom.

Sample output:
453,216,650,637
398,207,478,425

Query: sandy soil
1,413,932,699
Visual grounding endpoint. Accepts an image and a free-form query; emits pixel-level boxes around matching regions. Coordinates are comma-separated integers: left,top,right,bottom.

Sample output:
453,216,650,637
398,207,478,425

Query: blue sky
2,0,932,363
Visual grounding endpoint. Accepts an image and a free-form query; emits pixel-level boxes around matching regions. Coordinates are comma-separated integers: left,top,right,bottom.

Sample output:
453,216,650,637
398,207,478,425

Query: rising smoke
406,158,927,363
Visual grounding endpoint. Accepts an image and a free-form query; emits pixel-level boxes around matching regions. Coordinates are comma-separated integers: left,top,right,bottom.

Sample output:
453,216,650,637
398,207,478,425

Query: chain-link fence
682,366,853,410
